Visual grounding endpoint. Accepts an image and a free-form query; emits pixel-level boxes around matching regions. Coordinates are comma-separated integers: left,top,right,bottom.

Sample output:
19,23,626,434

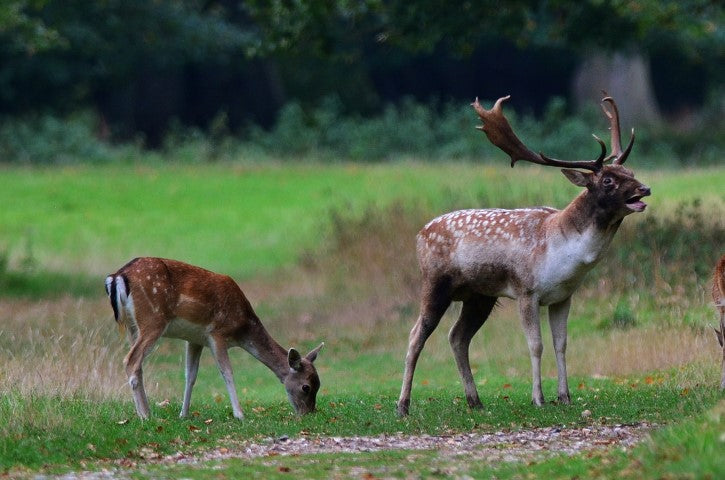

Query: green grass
1,163,722,283
0,161,723,477
1,375,720,474
139,398,725,479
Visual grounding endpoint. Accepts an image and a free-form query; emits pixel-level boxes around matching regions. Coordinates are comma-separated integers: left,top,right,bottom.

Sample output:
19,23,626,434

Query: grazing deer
397,94,651,415
712,254,725,390
105,257,323,419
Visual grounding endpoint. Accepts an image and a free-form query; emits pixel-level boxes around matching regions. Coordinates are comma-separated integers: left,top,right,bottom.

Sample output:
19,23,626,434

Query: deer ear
288,348,303,371
561,169,592,188
305,342,324,363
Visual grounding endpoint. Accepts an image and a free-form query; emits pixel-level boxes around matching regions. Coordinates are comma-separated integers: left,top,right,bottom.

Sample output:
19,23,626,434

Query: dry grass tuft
0,297,127,399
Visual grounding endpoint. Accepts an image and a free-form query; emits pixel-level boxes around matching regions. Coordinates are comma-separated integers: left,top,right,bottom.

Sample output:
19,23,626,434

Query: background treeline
0,0,722,162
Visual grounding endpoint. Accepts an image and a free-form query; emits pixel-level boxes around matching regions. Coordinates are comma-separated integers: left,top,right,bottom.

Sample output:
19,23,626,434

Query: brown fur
397,96,650,415
712,254,725,389
105,257,323,419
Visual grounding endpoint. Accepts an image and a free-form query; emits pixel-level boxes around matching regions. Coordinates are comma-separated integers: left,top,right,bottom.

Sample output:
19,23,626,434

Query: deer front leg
448,295,497,409
518,295,544,406
397,278,452,416
548,297,572,404
209,336,244,419
720,312,725,391
180,342,203,418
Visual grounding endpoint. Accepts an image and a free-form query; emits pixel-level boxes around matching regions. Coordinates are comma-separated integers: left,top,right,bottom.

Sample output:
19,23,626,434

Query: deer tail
105,274,130,325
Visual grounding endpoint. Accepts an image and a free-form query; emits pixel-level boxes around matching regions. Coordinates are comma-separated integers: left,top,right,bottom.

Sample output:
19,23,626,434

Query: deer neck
239,318,291,382
557,189,623,235
547,189,622,264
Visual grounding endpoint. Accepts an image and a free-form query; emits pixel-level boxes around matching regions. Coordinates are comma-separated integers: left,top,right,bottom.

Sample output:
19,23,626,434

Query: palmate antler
472,93,634,172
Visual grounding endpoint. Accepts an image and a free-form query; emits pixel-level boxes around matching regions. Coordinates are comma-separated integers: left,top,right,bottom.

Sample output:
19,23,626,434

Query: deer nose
638,185,651,197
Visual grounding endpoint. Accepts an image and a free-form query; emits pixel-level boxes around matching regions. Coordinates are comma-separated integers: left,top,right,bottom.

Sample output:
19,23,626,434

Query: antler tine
473,95,605,172
600,93,635,165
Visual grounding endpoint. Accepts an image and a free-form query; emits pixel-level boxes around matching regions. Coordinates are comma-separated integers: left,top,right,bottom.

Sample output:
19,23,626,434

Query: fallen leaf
214,393,223,403
204,418,213,425
278,466,291,472
503,383,512,389
374,403,383,410
117,419,129,425
156,399,170,408
421,379,429,386
188,425,201,432
252,406,266,413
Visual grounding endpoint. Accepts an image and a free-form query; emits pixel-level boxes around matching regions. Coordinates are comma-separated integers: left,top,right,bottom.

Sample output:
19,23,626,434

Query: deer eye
302,384,311,394
602,177,614,186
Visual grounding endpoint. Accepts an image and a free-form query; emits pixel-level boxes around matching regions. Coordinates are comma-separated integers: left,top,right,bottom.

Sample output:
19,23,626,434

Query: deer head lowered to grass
397,94,651,416
105,257,324,420
712,254,725,390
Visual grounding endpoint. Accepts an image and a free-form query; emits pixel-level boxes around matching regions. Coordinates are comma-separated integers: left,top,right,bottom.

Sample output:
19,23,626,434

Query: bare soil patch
49,423,653,479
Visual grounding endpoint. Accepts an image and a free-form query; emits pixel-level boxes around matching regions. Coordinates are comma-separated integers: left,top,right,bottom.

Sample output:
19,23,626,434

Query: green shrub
0,111,143,164
0,95,722,164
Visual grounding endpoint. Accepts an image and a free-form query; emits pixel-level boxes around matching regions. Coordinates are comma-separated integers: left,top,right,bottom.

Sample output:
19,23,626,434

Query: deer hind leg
180,342,204,418
518,295,545,406
448,295,496,409
548,296,572,404
123,325,165,419
209,336,244,419
720,309,725,390
397,277,452,416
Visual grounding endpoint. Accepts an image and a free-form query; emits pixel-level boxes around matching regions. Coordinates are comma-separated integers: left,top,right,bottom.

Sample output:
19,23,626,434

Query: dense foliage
0,0,721,148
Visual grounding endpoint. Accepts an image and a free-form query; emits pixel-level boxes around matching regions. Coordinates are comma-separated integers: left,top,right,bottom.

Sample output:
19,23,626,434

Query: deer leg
720,311,725,391
180,342,204,418
123,326,164,419
397,277,452,416
548,297,572,404
518,295,544,406
209,336,244,419
448,295,496,409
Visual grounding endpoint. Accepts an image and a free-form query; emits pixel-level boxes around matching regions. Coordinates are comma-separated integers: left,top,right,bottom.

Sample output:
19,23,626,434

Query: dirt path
46,422,653,479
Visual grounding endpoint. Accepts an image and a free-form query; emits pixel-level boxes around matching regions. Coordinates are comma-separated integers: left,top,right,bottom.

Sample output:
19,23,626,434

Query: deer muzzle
625,185,651,212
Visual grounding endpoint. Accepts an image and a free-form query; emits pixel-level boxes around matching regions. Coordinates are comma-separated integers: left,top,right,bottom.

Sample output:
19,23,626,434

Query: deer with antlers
105,257,323,420
397,94,651,415
712,254,725,390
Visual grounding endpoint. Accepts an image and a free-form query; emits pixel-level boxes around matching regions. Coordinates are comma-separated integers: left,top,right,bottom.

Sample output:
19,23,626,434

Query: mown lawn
1,163,722,279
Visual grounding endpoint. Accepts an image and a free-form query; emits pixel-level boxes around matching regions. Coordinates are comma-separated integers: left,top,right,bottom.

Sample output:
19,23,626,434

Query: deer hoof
467,397,484,409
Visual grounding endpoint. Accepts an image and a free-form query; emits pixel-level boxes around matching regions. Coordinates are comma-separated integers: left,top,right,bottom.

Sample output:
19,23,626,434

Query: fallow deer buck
711,254,725,390
105,257,323,420
397,94,651,415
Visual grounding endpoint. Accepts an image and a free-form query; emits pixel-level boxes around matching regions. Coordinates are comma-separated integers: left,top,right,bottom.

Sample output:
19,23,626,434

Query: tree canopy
0,0,721,143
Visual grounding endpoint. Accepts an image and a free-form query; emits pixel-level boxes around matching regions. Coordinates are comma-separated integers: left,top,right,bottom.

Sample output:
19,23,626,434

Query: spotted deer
712,254,725,390
105,257,323,420
397,94,651,415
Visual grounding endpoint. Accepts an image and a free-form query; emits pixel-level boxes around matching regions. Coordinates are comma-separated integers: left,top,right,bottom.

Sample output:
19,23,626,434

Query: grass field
0,161,724,478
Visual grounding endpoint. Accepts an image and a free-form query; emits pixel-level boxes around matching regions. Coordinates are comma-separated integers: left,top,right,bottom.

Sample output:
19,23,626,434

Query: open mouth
625,195,648,212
